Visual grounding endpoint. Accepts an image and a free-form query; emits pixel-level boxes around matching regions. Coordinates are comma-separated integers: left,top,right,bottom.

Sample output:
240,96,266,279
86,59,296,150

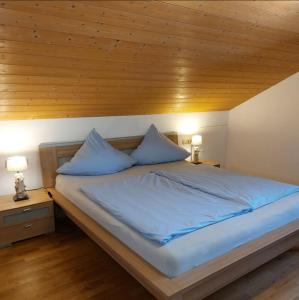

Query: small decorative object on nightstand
6,156,29,201
0,189,55,248
190,160,220,168
191,134,203,163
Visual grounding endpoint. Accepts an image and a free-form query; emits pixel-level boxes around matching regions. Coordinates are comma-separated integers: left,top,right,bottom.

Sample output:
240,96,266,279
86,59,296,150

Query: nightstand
190,160,220,168
0,189,54,248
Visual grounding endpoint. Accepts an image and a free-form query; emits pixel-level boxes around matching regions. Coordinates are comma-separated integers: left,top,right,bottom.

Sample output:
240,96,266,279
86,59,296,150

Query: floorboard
0,218,298,300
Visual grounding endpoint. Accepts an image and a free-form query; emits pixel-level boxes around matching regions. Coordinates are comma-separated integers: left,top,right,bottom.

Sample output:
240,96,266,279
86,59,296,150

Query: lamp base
13,174,29,201
13,193,29,202
191,161,202,165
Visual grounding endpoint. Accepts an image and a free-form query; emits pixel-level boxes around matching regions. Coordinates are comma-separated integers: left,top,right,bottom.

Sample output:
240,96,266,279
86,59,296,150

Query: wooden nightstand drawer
0,217,54,245
0,190,55,247
0,202,53,227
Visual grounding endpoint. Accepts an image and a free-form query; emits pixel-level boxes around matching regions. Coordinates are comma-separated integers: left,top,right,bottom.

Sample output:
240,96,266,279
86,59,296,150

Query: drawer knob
24,224,33,229
23,207,32,213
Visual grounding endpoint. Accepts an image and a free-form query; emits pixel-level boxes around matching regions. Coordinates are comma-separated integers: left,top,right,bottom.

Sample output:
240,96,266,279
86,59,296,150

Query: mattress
56,161,299,277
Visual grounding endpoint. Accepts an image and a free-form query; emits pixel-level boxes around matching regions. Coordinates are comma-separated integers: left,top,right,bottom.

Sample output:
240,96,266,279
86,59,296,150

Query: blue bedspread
81,173,250,244
154,166,299,209
81,166,299,244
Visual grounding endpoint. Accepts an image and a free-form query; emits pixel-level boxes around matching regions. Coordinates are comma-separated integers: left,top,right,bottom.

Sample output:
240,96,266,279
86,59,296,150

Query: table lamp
191,135,203,163
6,156,29,201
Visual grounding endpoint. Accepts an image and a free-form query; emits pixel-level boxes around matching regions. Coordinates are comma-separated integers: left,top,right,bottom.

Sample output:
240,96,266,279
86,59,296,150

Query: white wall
0,111,228,195
226,72,299,184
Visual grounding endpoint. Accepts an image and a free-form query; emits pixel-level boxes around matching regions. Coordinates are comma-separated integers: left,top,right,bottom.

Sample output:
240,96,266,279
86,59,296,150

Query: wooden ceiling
0,1,299,120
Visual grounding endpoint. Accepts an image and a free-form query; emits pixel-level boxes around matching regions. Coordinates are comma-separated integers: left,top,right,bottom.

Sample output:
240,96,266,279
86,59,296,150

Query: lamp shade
6,156,28,172
191,135,203,146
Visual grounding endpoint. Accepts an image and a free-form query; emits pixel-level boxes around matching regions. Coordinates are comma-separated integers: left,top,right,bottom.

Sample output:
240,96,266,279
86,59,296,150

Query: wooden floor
1,219,299,300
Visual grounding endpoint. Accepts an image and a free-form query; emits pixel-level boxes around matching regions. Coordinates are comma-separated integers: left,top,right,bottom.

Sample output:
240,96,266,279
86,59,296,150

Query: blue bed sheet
81,166,299,245
154,166,299,209
81,173,251,244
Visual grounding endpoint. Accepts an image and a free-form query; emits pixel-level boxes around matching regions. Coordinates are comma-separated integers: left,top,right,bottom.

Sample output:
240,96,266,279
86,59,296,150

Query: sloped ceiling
0,1,299,120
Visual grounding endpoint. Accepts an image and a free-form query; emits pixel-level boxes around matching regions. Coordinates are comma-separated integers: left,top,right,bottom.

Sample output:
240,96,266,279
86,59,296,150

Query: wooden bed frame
39,133,299,300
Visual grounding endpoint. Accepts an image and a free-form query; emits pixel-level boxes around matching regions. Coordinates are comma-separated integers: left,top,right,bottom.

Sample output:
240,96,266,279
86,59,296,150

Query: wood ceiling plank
0,71,281,85
0,90,257,97
0,100,243,106
0,82,269,91
0,87,262,94
0,63,292,80
0,105,232,120
0,103,235,113
0,74,278,86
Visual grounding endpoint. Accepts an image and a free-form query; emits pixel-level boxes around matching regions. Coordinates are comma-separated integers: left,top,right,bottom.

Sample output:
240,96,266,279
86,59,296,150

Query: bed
39,133,299,300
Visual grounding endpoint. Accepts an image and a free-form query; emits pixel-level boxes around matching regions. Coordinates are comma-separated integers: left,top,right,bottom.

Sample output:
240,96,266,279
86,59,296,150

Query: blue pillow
131,124,189,165
57,129,136,175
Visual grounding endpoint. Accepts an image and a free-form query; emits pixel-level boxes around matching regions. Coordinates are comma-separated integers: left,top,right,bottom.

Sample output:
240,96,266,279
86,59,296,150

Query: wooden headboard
39,132,178,188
